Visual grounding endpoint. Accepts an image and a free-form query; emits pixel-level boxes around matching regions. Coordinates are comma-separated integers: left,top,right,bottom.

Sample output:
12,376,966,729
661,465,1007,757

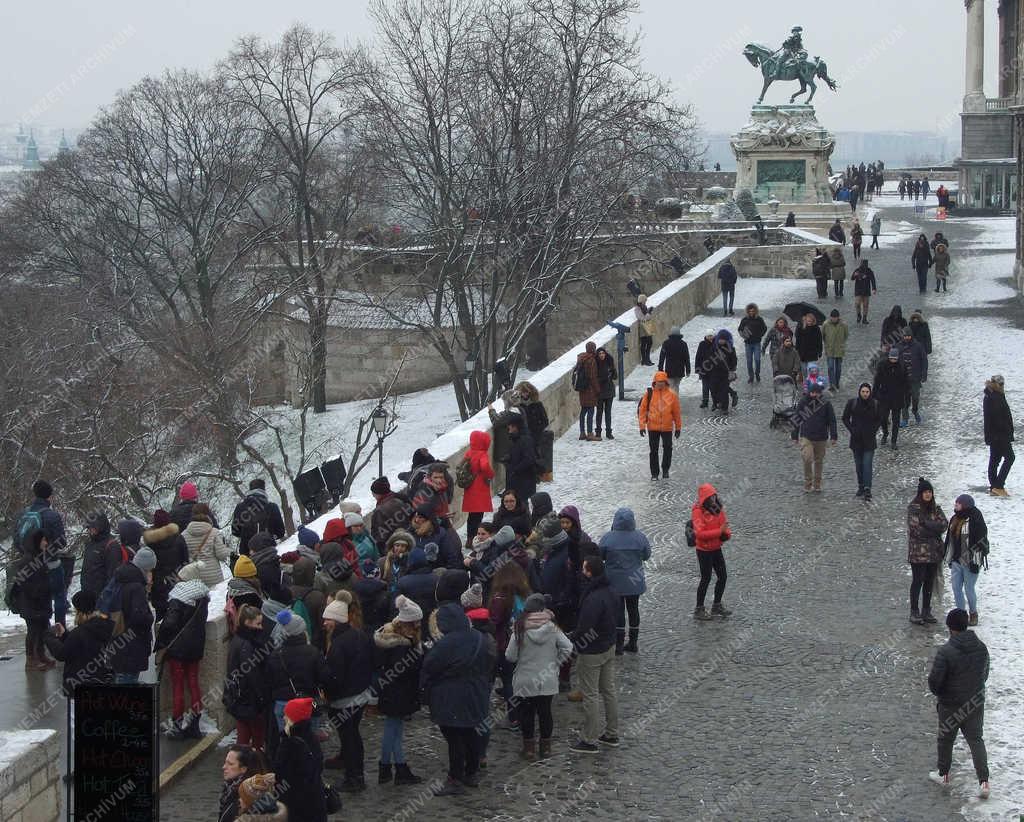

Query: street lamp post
607,320,630,401
370,405,388,478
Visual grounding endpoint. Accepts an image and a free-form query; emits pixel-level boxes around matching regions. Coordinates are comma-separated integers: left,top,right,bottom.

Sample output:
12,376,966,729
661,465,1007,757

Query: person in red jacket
461,431,495,545
322,518,361,576
691,483,733,621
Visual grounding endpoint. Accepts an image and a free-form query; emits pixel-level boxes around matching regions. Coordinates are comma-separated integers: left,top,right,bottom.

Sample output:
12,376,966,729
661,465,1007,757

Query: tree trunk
309,303,328,414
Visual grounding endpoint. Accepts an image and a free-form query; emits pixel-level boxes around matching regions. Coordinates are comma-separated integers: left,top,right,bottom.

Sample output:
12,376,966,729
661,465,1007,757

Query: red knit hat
152,509,171,527
283,697,314,724
179,481,198,502
322,518,348,543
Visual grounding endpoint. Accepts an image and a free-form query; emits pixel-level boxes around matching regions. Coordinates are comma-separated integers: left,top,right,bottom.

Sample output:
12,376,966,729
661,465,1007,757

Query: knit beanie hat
132,545,157,572
275,609,306,638
395,595,423,623
955,493,975,509
283,697,314,724
916,477,934,496
538,514,563,540
344,512,364,528
117,518,144,548
322,518,348,543
461,582,483,609
435,569,470,603
523,593,548,613
323,599,349,624
493,525,516,549
179,481,199,502
945,608,969,632
72,590,97,613
178,562,202,582
297,526,319,548
233,554,258,579
152,509,171,528
370,477,391,495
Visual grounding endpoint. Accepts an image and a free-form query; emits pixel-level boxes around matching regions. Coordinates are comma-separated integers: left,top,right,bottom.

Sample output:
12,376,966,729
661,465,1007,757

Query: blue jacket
895,339,927,382
718,263,738,287
598,509,652,596
538,535,577,610
395,565,438,621
420,603,496,727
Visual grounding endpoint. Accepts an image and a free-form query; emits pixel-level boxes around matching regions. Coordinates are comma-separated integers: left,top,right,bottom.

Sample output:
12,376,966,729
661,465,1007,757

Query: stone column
965,0,987,111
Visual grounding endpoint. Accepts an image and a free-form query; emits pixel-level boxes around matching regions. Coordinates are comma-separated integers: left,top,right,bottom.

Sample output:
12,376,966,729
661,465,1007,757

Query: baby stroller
770,374,799,429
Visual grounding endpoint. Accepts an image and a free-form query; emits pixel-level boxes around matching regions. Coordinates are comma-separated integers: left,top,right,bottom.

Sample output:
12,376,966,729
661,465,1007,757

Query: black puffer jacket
109,563,154,675
273,721,326,822
154,595,208,662
842,395,882,452
80,518,123,597
795,324,823,363
373,622,423,717
658,335,691,378
266,634,323,701
223,624,270,720
928,630,989,709
320,623,374,702
872,360,909,409
43,615,115,696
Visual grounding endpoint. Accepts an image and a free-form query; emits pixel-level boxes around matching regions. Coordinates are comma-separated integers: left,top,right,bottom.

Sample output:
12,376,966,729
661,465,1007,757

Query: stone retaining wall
0,730,60,822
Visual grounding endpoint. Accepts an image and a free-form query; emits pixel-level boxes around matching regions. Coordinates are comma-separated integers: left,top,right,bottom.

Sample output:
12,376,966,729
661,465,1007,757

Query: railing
986,97,1014,111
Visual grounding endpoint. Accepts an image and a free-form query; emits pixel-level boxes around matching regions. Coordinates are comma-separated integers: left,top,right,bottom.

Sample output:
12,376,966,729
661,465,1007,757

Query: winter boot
909,608,924,625
538,738,552,759
711,602,733,617
624,628,639,653
693,606,713,621
378,762,393,784
521,738,537,761
165,717,187,740
922,609,938,624
615,628,626,656
969,612,979,626
340,775,366,793
184,712,202,739
393,763,422,785
24,654,48,672
606,430,614,440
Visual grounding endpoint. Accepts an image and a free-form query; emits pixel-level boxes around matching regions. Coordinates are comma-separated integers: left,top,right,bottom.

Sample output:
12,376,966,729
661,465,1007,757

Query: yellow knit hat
233,555,257,579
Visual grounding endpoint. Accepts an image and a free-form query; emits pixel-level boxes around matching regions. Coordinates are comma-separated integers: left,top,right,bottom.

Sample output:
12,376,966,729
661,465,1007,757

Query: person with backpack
181,503,231,588
691,484,733,621
43,589,114,693
14,529,55,671
143,509,187,621
637,371,682,481
273,697,328,822
459,430,495,543
12,481,69,628
598,508,651,655
944,494,989,626
502,417,537,502
80,511,123,598
108,546,157,684
574,341,601,441
231,479,286,555
155,573,210,739
224,604,272,751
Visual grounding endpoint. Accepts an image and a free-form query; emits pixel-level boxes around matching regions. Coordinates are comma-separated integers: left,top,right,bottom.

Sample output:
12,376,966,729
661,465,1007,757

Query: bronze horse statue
744,43,838,104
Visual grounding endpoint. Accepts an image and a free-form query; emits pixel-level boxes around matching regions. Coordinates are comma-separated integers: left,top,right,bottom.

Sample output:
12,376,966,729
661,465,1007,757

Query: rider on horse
772,26,807,81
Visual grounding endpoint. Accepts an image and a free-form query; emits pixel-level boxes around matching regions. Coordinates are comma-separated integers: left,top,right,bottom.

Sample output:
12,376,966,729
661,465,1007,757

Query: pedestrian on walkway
822,309,849,391
637,371,682,480
944,494,989,626
772,336,802,382
503,418,538,502
80,511,121,598
828,218,846,245
691,483,732,621
181,503,231,589
881,304,907,346
738,304,767,383
873,348,909,450
841,383,881,500
108,546,156,685
930,232,950,251
851,259,877,324
795,313,823,379
155,574,210,740
598,508,651,654
373,595,425,786
14,528,55,671
13,481,69,629
791,381,838,492
907,478,948,625
718,261,738,316
43,590,114,693
231,479,286,555
896,329,927,425
850,219,863,259
634,294,655,365
273,697,328,822
657,327,691,393
983,374,1014,495
927,608,990,797
912,235,933,295
695,331,716,409
784,211,796,227
870,213,881,249
460,430,494,542
933,243,950,292
828,245,847,297
224,604,271,751
812,248,831,300
568,556,619,754
708,330,739,412
574,341,600,440
595,347,617,439
506,593,573,761
762,316,793,360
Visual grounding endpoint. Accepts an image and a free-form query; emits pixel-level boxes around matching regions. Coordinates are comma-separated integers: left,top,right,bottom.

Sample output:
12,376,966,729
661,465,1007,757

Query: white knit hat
395,595,423,623
323,600,349,624
343,512,364,528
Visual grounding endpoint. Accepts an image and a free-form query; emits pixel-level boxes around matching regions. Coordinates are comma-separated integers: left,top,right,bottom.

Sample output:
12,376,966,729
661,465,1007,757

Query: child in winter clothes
155,572,210,739
691,484,732,621
43,589,114,695
345,513,380,564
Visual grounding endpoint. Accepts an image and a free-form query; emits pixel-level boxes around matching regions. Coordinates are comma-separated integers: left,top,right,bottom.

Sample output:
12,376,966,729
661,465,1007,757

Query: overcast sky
1,0,990,135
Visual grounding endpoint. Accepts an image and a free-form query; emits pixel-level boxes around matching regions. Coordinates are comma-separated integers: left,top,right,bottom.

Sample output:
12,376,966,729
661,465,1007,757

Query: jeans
596,398,613,434
517,695,553,740
648,431,673,477
916,266,928,293
721,287,735,314
381,716,406,764
48,566,67,626
988,443,1014,489
329,705,365,778
852,448,874,490
696,549,727,607
833,278,844,297
826,356,843,389
902,381,922,419
744,342,761,379
910,562,938,613
937,703,989,781
616,594,640,648
800,438,828,488
439,725,480,782
576,648,618,743
168,659,201,718
115,673,140,684
579,406,595,436
950,561,979,613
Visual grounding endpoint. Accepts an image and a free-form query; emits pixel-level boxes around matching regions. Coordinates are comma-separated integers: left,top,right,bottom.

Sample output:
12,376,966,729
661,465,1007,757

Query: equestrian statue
744,26,839,105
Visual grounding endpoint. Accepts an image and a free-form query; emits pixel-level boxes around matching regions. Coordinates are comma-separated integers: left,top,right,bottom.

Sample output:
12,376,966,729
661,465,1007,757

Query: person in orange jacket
637,371,682,480
690,483,732,621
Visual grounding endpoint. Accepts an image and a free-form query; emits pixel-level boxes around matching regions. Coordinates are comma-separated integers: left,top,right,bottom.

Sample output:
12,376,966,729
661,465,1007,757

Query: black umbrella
784,301,827,325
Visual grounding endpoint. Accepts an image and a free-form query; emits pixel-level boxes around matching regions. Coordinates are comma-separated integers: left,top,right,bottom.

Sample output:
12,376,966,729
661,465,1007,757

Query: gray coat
505,618,573,697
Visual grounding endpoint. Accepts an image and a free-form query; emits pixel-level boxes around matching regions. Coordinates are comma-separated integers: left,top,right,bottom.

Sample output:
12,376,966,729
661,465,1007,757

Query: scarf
524,609,552,630
169,578,210,606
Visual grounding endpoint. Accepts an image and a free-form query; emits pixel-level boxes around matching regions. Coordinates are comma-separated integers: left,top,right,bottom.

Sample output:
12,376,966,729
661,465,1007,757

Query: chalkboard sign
73,684,159,822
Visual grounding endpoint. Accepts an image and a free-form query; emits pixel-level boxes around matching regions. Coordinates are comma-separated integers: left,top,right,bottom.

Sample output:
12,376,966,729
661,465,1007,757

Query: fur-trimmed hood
143,523,179,545
374,620,420,650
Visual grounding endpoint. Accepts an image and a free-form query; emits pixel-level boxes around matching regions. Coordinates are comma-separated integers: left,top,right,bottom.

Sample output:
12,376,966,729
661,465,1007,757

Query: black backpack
685,519,696,548
571,363,590,392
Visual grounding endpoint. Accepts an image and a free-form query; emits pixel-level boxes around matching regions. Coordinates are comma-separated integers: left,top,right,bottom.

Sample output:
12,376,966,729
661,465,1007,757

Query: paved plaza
164,202,1024,821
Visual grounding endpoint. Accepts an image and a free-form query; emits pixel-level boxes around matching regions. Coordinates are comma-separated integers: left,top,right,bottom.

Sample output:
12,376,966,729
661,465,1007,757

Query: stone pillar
965,0,987,111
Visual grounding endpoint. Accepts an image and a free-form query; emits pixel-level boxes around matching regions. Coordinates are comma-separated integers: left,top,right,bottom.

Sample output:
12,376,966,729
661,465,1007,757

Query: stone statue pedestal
730,104,835,204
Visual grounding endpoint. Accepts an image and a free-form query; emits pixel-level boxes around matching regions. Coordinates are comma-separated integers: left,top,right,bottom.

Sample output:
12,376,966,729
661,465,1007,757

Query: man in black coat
737,304,768,384
108,548,156,684
231,479,286,554
568,556,619,754
790,382,837,492
828,219,846,245
717,261,738,316
927,608,990,794
983,374,1014,495
895,329,927,424
811,248,830,299
19,480,70,626
80,511,123,598
369,477,413,551
694,331,716,408
502,418,537,502
850,260,878,324
873,349,909,450
657,327,691,392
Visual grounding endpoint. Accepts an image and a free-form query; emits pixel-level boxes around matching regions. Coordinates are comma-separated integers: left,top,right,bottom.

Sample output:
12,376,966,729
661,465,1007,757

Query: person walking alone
927,608,990,798
841,383,881,500
718,260,738,316
657,327,690,394
912,235,933,295
907,478,948,625
869,213,881,249
637,371,682,481
873,348,909,450
737,304,767,384
791,381,838,492
850,259,877,324
634,295,655,365
598,508,651,655
691,484,732,621
983,374,1014,496
850,219,863,260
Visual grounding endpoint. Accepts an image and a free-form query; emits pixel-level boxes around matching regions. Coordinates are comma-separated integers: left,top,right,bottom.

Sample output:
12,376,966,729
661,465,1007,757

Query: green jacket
822,320,849,358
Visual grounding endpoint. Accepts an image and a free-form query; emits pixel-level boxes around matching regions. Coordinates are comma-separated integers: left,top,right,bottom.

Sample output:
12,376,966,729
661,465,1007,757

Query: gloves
674,430,681,439
639,430,646,437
